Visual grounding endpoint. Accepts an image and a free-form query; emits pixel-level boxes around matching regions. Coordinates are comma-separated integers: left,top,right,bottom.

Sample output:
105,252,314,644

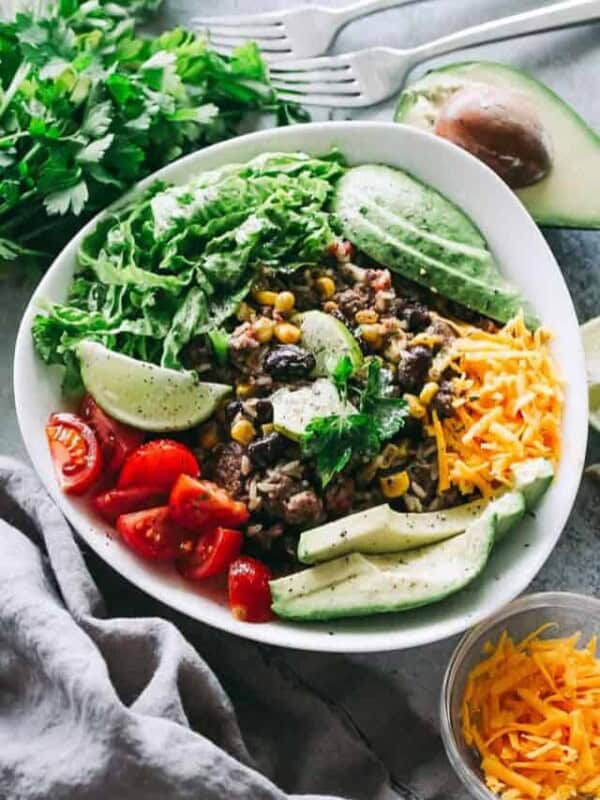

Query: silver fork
269,0,600,107
191,0,419,61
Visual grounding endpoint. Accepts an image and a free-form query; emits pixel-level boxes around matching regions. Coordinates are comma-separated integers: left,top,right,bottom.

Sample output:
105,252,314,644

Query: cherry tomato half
45,413,102,495
116,506,188,561
228,556,273,623
79,394,144,475
177,527,243,581
92,486,169,524
118,440,199,492
169,475,249,532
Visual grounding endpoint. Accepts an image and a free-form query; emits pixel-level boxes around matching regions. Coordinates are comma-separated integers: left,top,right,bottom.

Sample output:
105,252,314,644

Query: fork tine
191,11,284,26
198,24,286,39
269,68,354,84
276,91,368,108
269,54,350,73
210,35,292,53
271,80,359,96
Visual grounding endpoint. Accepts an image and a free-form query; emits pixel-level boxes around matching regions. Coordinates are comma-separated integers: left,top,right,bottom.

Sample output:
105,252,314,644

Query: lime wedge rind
77,340,231,432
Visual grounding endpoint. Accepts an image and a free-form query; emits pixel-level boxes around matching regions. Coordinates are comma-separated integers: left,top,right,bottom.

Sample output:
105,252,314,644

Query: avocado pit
434,85,552,189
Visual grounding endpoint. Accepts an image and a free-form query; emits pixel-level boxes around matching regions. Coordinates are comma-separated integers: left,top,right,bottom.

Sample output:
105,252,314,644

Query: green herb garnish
0,0,308,277
302,359,408,486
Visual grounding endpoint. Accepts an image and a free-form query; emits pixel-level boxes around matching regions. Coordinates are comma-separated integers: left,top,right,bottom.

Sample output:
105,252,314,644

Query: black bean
402,303,431,333
263,345,316,380
247,433,287,469
254,398,273,425
224,400,243,424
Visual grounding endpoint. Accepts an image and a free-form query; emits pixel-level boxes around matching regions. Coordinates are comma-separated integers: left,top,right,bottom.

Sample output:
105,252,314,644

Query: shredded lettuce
32,150,346,390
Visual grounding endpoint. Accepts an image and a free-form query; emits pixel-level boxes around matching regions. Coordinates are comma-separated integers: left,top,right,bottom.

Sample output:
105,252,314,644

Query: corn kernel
419,381,439,406
274,291,295,314
274,322,301,344
380,471,410,499
316,276,336,300
355,309,379,325
236,382,254,399
261,423,275,436
198,421,219,450
236,301,255,322
230,418,256,446
360,323,384,349
253,289,278,306
253,316,275,343
405,393,426,419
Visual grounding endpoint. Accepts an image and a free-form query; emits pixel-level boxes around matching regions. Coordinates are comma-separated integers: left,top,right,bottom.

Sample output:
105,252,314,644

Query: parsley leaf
302,359,409,486
302,414,380,488
0,0,309,276
331,354,354,401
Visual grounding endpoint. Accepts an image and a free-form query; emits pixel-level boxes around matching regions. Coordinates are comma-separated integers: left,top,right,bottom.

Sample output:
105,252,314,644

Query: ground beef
396,345,432,393
208,442,246,499
283,490,324,526
431,379,455,419
333,285,371,321
325,478,355,519
229,323,266,375
427,317,456,346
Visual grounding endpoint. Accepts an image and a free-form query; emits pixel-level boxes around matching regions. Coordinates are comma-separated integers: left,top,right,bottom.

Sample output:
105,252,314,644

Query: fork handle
411,0,600,63
334,0,415,26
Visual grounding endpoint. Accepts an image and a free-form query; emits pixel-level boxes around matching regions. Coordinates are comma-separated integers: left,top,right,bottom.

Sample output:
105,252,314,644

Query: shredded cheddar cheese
462,626,600,799
425,313,563,496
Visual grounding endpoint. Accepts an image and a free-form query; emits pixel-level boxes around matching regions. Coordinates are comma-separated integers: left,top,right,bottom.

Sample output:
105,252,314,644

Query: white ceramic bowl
13,122,588,653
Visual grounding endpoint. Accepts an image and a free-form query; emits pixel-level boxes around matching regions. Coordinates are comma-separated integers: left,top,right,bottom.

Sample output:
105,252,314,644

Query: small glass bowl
440,592,600,800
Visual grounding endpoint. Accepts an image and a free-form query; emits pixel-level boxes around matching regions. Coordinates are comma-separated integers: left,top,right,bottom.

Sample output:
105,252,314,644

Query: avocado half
395,61,600,229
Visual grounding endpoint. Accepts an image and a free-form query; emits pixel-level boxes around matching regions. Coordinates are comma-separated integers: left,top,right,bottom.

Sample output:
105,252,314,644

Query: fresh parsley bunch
302,358,409,487
0,0,307,274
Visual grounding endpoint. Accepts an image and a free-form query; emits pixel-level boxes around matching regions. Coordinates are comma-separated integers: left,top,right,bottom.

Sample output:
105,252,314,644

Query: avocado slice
492,490,526,542
271,482,549,622
511,457,554,511
333,164,536,326
271,512,497,621
297,498,487,564
395,61,600,229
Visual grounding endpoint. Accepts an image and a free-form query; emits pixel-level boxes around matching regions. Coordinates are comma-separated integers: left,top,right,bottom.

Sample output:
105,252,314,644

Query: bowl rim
13,121,588,653
440,591,600,799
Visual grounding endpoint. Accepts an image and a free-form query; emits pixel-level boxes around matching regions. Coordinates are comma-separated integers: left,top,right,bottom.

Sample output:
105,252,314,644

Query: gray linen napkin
0,458,409,800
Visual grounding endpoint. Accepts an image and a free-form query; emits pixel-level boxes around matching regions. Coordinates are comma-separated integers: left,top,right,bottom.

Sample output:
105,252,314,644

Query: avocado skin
395,61,600,230
333,164,537,327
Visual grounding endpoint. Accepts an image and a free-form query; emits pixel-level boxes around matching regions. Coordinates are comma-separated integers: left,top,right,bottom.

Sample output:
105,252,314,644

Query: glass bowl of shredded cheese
441,592,600,800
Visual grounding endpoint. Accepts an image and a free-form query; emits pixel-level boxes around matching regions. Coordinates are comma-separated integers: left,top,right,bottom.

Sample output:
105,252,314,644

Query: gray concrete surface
2,1,599,797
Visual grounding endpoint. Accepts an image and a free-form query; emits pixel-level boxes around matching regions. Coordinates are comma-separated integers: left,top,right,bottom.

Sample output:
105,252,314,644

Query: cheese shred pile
427,313,563,497
462,626,600,799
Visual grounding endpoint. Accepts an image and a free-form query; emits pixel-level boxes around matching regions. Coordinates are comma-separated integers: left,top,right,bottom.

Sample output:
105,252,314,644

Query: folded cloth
0,458,406,800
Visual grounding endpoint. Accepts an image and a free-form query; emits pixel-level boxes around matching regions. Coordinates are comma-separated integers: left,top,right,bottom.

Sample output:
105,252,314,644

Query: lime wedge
581,317,600,432
295,310,363,377
77,340,231,432
272,379,355,441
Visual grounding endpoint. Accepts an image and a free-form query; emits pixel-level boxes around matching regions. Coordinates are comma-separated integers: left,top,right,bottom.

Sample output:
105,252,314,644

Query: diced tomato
169,475,249,531
118,440,199,492
92,486,169,524
228,556,273,623
177,527,243,580
116,506,188,561
79,394,144,475
327,240,354,262
45,413,102,495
